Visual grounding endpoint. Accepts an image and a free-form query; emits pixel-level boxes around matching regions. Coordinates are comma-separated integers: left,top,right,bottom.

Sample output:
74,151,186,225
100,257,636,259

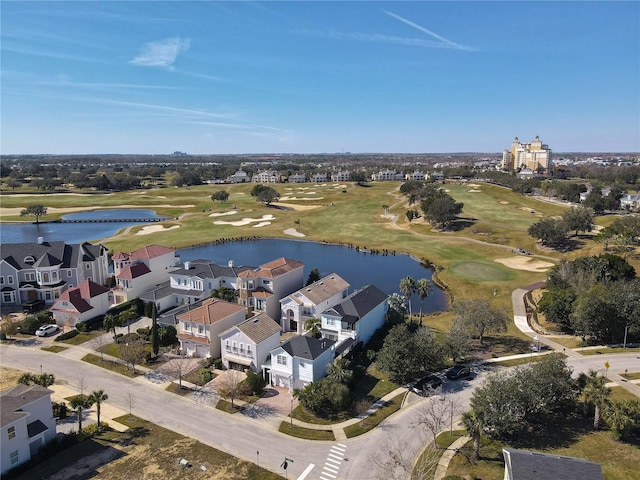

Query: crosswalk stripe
326,457,341,466
337,443,347,448
332,445,346,452
320,471,336,479
323,464,339,473
328,453,343,460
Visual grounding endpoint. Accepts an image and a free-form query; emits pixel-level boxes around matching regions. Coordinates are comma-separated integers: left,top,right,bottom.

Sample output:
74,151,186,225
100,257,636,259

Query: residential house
431,172,445,181
502,448,603,480
139,259,254,313
320,285,388,346
371,169,404,181
251,170,280,183
176,297,246,358
228,169,249,183
280,273,350,334
266,335,335,390
620,193,640,210
237,257,304,321
405,170,428,181
49,279,112,328
111,244,178,304
1,384,56,475
219,312,281,373
0,240,109,309
288,173,307,183
310,173,328,183
331,171,350,182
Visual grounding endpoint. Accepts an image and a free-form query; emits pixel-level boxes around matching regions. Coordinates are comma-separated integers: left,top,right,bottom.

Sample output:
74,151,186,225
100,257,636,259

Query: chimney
37,236,44,244
184,261,191,270
228,260,234,268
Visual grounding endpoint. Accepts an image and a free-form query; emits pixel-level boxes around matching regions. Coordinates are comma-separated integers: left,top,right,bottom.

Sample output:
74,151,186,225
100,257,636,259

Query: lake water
1,210,447,313
179,239,447,314
0,209,163,244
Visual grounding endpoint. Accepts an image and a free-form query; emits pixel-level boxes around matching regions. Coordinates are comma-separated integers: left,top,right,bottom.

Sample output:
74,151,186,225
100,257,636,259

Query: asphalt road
2,345,638,479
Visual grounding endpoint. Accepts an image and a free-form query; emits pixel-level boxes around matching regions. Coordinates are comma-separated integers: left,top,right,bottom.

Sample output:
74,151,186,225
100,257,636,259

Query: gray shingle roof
330,285,388,325
503,448,603,480
173,259,254,279
281,335,335,360
1,384,53,428
1,241,105,270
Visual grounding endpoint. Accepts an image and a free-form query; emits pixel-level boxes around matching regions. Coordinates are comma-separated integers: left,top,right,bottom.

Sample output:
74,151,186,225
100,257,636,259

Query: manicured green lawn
444,416,640,480
581,346,640,356
57,331,102,345
40,345,67,353
278,422,335,441
82,353,141,378
344,393,405,438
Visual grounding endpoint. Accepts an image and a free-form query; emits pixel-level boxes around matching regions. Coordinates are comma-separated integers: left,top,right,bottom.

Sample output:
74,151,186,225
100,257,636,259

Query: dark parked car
411,374,443,396
446,365,471,380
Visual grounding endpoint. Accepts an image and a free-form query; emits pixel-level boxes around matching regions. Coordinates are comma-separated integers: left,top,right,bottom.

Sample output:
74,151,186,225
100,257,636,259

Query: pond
0,209,163,244
178,239,447,314
1,209,447,313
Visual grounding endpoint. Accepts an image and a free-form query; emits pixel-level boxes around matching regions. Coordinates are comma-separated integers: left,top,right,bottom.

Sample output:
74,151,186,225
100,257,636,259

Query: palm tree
69,395,93,432
327,359,353,384
89,390,109,427
582,370,610,429
304,318,321,338
603,400,638,440
416,278,433,324
210,286,239,303
399,276,416,322
461,410,483,462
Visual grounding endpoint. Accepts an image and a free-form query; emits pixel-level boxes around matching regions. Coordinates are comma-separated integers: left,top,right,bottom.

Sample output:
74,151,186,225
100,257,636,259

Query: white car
35,324,59,337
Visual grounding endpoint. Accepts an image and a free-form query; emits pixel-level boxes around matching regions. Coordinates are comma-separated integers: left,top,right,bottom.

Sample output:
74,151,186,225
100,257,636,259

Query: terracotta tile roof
131,244,175,260
117,263,151,280
177,298,245,325
238,257,304,279
55,289,92,313
76,279,110,298
250,288,273,299
178,332,210,344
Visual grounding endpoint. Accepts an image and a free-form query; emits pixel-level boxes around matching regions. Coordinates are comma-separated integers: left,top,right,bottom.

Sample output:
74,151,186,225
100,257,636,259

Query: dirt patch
495,256,554,272
0,366,26,390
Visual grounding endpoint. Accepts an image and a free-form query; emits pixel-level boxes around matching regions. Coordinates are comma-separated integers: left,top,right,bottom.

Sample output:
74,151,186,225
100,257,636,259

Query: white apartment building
371,169,405,181
251,170,280,183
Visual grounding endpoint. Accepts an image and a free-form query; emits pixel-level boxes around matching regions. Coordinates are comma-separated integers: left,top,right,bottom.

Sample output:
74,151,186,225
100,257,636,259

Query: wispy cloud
36,76,178,90
129,37,190,69
383,10,475,52
326,31,463,49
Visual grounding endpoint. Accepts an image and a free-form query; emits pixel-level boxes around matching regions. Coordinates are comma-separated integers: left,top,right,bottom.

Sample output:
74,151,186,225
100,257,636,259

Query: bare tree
76,373,88,397
368,436,440,480
0,315,21,339
166,353,189,389
414,394,461,448
217,369,245,408
118,340,146,374
124,391,136,415
91,334,108,362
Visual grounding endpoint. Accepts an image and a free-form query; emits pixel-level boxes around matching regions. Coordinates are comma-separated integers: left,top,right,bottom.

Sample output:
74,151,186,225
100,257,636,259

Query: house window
303,307,312,316
232,341,237,353
197,325,204,335
8,426,16,439
8,275,13,284
184,322,191,332
10,450,19,465
239,343,245,355
86,264,91,269
263,279,271,286
43,272,50,283
68,270,72,277
3,292,15,302
45,292,52,300
277,355,287,366
0,277,4,285
326,318,335,326
225,340,231,352
26,273,35,281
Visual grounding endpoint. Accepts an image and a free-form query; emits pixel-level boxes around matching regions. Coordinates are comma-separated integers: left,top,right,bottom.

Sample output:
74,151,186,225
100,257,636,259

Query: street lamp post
290,395,293,428
623,323,629,349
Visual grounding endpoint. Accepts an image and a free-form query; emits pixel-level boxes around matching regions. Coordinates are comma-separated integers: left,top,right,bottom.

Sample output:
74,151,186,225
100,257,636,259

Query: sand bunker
278,196,323,201
135,225,180,236
467,183,481,188
499,201,510,204
284,228,305,237
495,256,554,272
271,202,321,211
209,211,238,217
252,222,271,228
213,214,275,226
468,189,481,193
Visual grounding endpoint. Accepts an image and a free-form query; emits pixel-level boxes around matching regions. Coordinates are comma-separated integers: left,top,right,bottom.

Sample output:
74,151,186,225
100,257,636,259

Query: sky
1,1,639,155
